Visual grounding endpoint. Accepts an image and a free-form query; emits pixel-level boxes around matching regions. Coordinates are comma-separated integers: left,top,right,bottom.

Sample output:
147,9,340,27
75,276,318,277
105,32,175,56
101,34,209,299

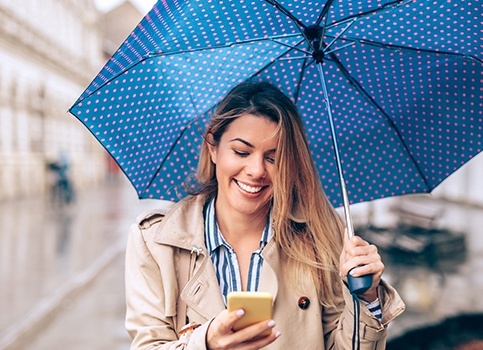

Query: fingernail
275,331,281,338
267,320,276,328
237,309,245,317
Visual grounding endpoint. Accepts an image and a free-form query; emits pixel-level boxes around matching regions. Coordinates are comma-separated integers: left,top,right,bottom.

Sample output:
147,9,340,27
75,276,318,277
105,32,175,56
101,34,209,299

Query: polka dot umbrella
70,0,483,221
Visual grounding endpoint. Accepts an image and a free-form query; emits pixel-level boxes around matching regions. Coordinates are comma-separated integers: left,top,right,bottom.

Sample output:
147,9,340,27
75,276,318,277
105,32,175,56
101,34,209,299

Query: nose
245,155,266,179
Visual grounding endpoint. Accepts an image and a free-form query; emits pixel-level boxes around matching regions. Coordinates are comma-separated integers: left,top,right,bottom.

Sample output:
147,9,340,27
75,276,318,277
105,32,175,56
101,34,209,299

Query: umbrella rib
263,0,321,54
326,50,431,189
315,0,336,26
263,0,306,29
293,58,311,104
142,120,194,195
324,19,356,54
146,33,303,58
331,0,413,27
337,38,483,64
268,38,310,55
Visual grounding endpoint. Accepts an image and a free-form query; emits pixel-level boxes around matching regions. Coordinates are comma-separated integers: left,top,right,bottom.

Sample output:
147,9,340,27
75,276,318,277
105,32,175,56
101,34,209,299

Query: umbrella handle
347,268,373,295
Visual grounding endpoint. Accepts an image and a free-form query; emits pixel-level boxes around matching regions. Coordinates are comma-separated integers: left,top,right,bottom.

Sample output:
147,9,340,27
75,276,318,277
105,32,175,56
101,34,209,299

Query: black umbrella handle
347,268,373,295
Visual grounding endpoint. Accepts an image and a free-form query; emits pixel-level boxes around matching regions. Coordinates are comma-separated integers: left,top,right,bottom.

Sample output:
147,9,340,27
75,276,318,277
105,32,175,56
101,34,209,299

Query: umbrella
70,0,483,217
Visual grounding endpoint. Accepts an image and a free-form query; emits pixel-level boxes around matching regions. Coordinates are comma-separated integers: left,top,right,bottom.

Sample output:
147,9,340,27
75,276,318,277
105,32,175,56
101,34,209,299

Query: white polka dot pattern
70,0,483,207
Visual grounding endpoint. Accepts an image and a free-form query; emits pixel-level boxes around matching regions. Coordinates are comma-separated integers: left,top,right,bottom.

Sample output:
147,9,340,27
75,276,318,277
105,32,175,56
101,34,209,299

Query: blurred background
0,0,482,349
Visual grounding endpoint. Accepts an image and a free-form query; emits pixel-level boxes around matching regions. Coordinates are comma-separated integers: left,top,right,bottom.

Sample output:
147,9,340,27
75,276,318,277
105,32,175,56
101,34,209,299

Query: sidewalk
0,177,163,350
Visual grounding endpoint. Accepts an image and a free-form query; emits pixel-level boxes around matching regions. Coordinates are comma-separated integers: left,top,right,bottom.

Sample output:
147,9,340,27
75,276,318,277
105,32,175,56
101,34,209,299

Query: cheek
214,153,238,179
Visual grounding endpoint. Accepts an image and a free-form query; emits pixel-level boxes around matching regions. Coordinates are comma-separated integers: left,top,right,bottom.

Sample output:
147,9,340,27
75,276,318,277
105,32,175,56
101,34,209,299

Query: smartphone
227,291,274,336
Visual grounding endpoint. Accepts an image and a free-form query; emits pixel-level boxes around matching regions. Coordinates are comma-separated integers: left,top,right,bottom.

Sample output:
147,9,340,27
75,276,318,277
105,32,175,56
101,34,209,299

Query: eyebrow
229,138,276,153
229,138,254,148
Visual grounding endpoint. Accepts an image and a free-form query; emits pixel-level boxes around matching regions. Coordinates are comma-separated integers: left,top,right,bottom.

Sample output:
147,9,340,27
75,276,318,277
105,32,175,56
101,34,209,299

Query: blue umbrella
70,0,483,215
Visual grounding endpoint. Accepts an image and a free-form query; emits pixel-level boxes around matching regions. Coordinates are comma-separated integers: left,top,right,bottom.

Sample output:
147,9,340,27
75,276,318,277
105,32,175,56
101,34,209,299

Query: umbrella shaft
316,62,355,238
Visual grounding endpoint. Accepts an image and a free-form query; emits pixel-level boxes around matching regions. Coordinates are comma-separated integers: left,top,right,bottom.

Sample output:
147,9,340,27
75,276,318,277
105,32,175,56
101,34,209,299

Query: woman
125,82,405,349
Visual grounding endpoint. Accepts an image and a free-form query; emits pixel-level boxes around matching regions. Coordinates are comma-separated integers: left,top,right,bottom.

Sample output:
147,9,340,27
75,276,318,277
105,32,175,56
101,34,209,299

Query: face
208,113,278,219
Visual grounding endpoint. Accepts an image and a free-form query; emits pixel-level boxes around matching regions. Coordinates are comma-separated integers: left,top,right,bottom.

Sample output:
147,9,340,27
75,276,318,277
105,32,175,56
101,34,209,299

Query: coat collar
152,195,207,252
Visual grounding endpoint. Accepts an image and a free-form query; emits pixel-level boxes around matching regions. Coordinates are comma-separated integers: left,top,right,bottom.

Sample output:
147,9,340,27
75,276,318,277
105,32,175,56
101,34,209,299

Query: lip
235,179,267,195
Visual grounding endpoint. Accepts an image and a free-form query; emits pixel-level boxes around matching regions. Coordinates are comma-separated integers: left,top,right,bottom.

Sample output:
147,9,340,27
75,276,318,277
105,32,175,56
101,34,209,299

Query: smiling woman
124,81,405,349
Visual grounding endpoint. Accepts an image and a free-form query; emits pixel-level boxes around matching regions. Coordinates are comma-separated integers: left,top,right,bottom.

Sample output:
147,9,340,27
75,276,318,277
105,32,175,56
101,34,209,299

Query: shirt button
298,297,310,310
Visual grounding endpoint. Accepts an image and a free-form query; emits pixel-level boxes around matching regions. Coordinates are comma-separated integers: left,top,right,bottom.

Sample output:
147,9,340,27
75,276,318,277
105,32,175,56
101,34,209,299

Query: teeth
236,181,263,194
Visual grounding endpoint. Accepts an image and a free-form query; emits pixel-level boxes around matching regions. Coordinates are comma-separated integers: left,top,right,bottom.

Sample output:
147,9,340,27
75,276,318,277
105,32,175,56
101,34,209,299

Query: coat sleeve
125,223,210,350
322,280,405,350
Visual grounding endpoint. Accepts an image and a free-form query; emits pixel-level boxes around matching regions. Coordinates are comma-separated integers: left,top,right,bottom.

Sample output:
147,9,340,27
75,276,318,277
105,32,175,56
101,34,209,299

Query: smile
236,180,263,194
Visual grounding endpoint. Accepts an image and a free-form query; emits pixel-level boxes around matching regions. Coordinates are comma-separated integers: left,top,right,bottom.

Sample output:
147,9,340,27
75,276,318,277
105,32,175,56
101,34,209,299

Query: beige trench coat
125,196,405,349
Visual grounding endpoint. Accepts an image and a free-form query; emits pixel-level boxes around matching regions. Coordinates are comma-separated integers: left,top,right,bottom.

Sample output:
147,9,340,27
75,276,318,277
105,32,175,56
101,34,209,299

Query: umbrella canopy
70,0,483,208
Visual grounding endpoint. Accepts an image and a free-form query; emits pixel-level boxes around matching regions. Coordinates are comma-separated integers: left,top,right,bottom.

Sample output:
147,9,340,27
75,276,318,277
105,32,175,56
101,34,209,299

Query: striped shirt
361,298,382,320
204,198,271,304
203,198,382,320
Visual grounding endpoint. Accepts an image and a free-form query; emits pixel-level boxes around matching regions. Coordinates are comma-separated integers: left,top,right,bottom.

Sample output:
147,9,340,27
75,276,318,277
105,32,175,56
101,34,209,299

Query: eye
265,156,275,164
233,149,249,157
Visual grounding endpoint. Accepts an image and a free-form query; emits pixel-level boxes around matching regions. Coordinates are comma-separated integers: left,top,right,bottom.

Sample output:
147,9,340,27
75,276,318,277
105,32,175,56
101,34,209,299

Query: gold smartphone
227,291,274,336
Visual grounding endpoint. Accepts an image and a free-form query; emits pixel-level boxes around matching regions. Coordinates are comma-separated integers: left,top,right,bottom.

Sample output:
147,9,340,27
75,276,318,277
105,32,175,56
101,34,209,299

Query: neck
215,203,269,245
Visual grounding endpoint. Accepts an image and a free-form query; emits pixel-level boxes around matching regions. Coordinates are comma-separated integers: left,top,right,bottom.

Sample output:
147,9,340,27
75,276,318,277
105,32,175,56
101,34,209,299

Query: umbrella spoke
324,42,356,56
330,0,413,28
142,120,193,196
323,19,357,55
315,0,336,26
263,0,306,29
293,58,312,105
337,38,483,64
146,33,303,59
268,38,310,56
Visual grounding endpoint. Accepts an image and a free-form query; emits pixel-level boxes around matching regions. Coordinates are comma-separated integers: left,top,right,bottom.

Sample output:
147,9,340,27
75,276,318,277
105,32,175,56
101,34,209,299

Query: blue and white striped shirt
204,198,271,304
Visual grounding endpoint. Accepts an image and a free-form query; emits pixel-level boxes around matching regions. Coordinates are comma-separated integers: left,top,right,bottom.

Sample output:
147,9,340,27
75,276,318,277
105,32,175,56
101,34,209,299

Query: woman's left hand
339,230,384,302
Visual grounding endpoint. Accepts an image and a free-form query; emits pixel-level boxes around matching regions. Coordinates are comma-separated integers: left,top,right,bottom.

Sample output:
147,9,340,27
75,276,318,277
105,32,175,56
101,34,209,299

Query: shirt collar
204,197,272,255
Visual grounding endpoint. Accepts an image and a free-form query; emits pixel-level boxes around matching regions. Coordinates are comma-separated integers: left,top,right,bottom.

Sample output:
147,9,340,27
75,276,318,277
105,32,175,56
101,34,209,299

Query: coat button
298,297,310,310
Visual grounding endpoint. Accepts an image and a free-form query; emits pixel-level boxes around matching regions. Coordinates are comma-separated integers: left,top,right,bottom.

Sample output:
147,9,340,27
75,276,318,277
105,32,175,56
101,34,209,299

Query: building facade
0,0,108,200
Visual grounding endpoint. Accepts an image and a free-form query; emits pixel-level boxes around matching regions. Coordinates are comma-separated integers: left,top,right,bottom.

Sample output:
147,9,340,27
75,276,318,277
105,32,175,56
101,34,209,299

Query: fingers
229,320,280,349
207,309,281,350
339,234,384,280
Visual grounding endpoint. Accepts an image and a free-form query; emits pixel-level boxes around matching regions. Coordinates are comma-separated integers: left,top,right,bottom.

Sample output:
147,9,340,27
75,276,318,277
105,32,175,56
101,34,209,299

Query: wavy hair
192,81,344,307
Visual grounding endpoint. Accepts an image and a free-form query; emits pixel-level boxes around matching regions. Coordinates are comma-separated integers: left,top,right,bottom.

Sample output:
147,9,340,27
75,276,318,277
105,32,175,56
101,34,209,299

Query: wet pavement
0,177,162,349
1,177,483,349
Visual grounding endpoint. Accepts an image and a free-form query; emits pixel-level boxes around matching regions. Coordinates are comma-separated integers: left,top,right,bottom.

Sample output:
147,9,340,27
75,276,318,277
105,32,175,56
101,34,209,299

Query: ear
206,133,217,164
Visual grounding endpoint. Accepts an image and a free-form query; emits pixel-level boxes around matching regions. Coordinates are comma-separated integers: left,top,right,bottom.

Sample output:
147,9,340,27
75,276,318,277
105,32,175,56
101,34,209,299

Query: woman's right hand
206,309,280,350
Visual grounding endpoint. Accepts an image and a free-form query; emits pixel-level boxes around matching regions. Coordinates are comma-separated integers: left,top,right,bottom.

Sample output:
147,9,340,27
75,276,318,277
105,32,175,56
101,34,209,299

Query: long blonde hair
193,81,344,307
